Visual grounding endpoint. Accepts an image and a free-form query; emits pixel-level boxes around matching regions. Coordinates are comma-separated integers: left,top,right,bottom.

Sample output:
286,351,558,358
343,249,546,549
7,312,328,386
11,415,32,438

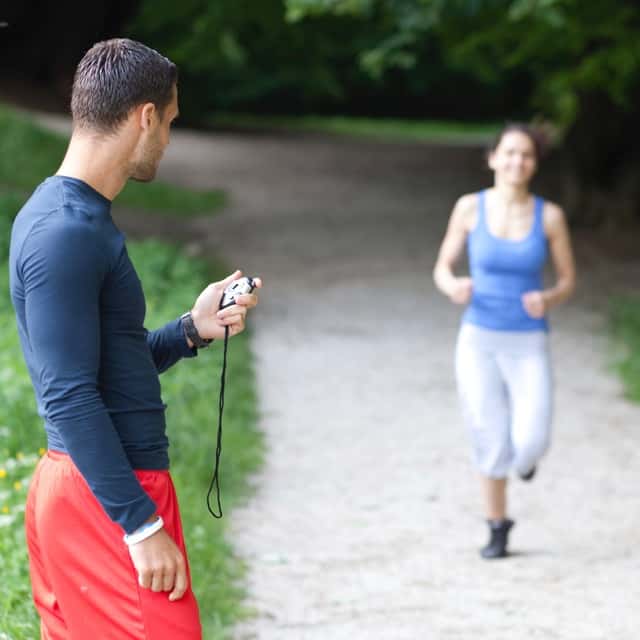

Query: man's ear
138,102,157,131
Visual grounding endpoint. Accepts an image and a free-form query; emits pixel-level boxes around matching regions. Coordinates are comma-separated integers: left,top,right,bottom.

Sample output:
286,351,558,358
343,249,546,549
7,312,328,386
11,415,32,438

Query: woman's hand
449,277,473,305
522,290,546,318
433,194,475,304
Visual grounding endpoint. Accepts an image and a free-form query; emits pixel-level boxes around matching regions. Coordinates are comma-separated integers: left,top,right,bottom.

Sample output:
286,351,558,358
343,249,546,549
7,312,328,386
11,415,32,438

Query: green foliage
210,111,500,142
0,236,262,638
286,0,640,127
128,0,363,116
128,0,519,121
0,174,53,637
119,180,227,216
611,296,640,403
0,191,23,260
0,481,38,639
128,241,263,637
0,104,225,217
0,106,260,637
0,106,67,191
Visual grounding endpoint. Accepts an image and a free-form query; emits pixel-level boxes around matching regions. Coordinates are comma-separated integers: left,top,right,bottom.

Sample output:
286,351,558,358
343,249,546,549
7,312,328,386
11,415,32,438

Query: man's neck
56,129,132,201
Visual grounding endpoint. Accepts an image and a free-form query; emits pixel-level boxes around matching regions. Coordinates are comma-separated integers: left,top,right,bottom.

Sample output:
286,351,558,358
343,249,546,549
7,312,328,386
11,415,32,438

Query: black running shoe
480,519,514,559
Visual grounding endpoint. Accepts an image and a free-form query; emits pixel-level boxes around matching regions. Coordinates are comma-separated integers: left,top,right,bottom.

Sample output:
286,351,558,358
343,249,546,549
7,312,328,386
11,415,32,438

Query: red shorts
25,451,202,640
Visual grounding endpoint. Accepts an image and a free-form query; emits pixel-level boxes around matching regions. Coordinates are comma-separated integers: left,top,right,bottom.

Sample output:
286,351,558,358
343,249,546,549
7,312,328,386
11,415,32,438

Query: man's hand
448,277,473,305
128,528,188,602
522,290,547,318
190,270,262,341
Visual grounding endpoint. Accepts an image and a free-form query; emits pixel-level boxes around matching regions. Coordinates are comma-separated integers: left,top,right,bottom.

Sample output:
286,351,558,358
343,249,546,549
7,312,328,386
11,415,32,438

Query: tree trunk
561,89,640,228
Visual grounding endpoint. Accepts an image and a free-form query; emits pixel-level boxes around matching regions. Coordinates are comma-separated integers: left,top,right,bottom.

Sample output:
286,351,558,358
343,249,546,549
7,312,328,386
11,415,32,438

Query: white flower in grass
0,513,16,527
16,453,37,467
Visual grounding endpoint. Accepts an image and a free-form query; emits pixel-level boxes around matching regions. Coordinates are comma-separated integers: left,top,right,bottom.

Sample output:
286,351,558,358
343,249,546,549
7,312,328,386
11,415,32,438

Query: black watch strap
180,311,212,349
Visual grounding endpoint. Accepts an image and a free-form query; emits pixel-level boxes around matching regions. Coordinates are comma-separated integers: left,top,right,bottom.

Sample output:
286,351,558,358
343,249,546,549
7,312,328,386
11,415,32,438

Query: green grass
0,104,226,217
0,240,262,639
209,112,501,144
0,453,39,639
119,180,226,215
0,103,261,639
129,241,263,638
610,296,640,403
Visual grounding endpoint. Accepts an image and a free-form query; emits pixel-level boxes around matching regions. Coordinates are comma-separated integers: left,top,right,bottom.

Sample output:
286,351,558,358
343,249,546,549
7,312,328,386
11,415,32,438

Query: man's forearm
146,317,197,373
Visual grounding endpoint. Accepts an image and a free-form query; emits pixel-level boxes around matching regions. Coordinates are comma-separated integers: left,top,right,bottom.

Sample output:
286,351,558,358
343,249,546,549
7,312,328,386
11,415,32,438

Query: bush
611,296,640,403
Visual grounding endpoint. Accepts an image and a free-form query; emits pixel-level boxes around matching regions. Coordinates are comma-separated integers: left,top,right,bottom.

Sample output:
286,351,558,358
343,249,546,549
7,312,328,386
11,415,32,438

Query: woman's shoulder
451,192,481,231
539,198,568,236
455,191,482,211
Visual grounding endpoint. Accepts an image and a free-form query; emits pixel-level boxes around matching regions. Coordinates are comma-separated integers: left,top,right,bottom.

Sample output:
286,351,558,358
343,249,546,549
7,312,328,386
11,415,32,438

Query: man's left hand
190,270,262,342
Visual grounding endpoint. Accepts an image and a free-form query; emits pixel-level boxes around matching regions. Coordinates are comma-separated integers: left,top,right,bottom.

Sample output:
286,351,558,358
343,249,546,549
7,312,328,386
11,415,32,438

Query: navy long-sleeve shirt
9,176,196,533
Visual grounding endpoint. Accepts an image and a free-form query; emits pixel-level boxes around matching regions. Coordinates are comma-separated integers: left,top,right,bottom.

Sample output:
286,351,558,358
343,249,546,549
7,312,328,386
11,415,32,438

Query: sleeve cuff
122,497,158,535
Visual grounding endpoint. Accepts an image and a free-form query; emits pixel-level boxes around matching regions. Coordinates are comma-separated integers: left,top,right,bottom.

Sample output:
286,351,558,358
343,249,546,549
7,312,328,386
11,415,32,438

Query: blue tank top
462,190,549,332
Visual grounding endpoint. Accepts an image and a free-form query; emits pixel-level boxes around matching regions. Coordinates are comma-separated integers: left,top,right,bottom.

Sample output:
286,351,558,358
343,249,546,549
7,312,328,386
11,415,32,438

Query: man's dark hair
71,38,178,133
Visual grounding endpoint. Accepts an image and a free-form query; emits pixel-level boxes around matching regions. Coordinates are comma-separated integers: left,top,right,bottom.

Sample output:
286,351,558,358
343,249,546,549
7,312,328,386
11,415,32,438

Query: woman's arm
433,194,475,304
543,203,576,308
522,202,576,317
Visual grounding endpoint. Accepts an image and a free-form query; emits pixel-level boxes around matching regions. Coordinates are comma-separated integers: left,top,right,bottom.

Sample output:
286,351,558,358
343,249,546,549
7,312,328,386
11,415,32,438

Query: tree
286,0,640,225
127,0,532,121
127,0,371,118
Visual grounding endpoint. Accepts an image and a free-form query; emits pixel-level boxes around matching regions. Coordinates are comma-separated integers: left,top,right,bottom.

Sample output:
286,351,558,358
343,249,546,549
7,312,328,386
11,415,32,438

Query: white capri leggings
455,323,553,478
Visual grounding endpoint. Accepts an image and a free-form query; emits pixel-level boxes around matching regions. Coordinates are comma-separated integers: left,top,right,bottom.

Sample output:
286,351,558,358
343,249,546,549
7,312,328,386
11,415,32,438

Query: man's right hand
128,528,188,602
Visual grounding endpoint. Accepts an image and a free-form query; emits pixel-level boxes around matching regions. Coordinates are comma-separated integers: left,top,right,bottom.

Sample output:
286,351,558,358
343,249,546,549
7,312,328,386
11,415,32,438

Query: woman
433,123,576,559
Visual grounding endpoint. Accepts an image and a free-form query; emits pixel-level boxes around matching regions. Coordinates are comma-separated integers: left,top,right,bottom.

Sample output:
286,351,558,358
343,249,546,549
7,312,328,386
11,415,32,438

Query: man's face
130,85,178,182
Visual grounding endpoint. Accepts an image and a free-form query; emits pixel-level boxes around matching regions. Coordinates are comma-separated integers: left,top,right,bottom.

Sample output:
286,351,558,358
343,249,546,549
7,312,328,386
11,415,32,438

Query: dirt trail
32,114,640,639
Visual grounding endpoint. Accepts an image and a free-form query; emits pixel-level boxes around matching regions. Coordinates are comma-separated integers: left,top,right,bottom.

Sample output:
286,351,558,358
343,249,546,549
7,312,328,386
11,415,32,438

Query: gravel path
31,115,640,639
154,130,640,640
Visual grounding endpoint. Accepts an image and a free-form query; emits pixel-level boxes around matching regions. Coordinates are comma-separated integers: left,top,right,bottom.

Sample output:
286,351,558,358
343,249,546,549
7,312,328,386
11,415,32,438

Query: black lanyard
206,324,229,519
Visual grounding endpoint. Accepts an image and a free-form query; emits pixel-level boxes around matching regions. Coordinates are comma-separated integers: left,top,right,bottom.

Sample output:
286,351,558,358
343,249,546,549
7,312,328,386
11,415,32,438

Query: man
9,38,261,639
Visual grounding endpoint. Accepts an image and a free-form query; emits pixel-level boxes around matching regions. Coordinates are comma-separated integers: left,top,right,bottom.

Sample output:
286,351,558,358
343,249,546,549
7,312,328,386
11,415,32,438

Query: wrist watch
180,311,213,349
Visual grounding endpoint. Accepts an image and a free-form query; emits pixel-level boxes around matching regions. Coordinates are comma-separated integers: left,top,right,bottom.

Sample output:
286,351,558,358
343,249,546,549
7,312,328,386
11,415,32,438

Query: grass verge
610,295,640,403
129,241,263,638
1,105,261,639
209,112,501,144
0,104,226,217
0,240,262,640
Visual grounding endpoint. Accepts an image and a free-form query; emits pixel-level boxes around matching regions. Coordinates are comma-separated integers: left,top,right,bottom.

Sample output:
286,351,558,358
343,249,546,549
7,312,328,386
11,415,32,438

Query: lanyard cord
207,324,229,518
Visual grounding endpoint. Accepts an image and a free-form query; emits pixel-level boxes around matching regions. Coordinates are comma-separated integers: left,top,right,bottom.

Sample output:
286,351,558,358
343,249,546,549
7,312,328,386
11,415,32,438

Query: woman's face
488,130,538,187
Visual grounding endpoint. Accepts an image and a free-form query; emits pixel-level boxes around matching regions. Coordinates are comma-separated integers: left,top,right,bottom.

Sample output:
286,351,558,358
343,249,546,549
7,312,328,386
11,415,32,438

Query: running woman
9,39,262,638
433,123,576,559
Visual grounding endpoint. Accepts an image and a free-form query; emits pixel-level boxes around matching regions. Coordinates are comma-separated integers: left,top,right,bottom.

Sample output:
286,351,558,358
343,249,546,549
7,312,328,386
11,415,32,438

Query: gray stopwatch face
220,277,255,308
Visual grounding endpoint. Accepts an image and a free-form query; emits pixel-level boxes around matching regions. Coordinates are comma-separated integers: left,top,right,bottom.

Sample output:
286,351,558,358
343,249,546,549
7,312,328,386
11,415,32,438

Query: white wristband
123,515,164,546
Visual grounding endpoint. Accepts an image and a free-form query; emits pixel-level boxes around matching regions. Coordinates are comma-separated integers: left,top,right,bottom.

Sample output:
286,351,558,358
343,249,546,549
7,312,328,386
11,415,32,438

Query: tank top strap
532,195,545,237
475,190,488,233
